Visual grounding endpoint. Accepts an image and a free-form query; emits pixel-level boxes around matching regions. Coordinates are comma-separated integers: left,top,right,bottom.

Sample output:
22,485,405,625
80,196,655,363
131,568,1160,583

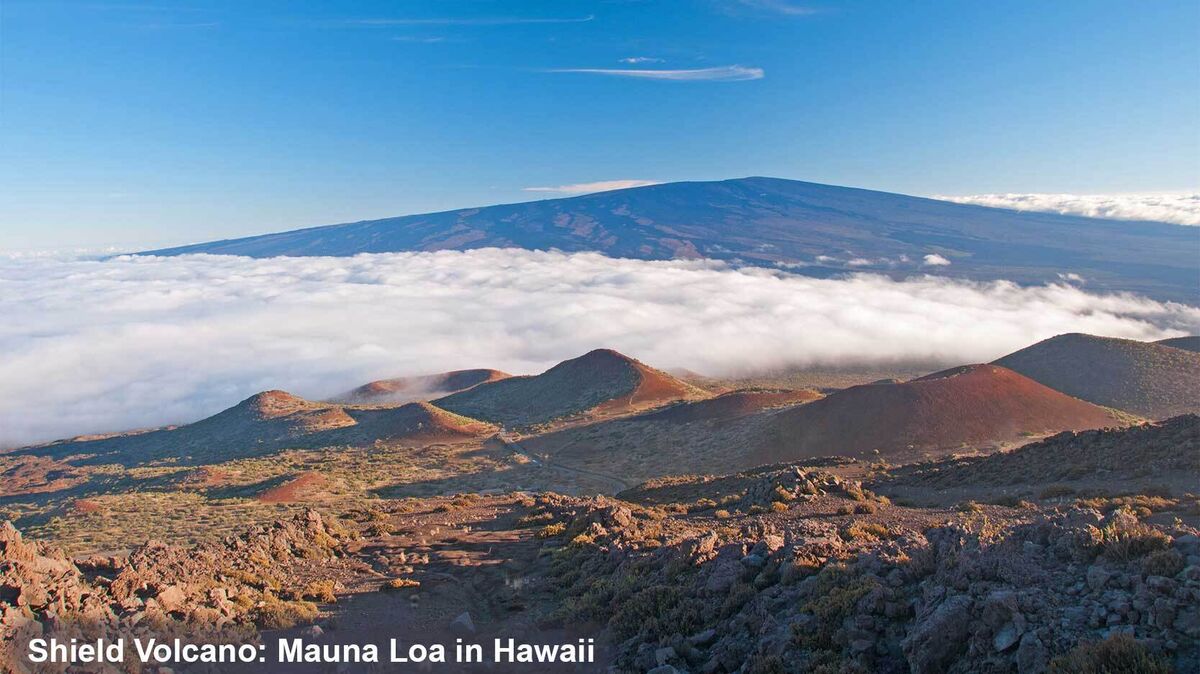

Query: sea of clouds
2,248,1197,447
937,193,1200,226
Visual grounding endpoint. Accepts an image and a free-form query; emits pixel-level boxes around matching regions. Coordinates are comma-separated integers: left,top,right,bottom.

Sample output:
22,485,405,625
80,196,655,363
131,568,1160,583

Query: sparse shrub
609,584,703,642
854,502,877,514
1140,549,1184,578
1047,633,1171,674
772,486,795,503
720,582,756,618
570,533,596,547
771,501,789,513
690,498,717,513
537,522,567,539
749,504,767,515
383,578,420,590
256,599,318,629
844,521,891,541
516,511,555,527
714,509,732,519
793,566,880,652
836,504,854,515
1098,512,1171,561
301,579,337,603
957,500,984,513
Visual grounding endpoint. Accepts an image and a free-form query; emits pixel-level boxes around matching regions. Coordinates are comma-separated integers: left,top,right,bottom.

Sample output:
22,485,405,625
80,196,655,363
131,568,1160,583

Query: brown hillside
638,388,821,424
337,368,511,403
22,392,493,467
342,402,497,443
1156,335,1200,353
753,364,1125,462
434,349,706,427
994,333,1200,418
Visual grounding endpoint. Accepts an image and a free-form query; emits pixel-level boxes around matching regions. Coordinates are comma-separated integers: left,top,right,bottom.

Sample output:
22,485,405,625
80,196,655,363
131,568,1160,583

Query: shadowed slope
885,414,1199,492
1156,336,1200,353
994,333,1200,418
434,349,706,427
754,364,1125,462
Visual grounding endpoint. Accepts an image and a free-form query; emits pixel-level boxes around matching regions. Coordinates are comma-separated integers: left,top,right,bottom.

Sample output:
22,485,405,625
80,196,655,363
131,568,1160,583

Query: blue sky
1,0,1197,249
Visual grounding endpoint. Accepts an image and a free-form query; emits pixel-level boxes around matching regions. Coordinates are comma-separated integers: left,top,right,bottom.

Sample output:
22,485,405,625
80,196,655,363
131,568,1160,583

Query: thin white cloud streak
936,193,1200,226
523,180,661,195
732,0,819,15
1,249,1196,447
620,57,664,64
348,15,594,26
549,65,764,81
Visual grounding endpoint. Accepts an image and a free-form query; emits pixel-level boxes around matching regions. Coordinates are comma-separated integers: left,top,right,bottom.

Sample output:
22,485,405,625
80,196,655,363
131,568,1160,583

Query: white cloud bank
1,249,1196,447
523,180,661,195
936,193,1200,226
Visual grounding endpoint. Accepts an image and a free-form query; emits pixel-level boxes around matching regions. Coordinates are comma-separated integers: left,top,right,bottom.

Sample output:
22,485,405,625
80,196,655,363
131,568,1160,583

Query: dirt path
314,497,610,672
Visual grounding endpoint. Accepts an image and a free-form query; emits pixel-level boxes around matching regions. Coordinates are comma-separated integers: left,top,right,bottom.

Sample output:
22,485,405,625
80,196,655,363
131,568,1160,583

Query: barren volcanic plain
2,333,1199,673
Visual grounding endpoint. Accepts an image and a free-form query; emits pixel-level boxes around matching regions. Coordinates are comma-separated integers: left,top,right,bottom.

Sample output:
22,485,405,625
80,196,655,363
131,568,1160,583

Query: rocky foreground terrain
2,415,1198,673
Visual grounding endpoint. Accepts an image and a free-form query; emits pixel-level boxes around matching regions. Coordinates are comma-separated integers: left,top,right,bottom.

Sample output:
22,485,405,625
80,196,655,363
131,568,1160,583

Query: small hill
1156,336,1200,353
434,349,707,427
994,333,1200,418
186,390,359,442
754,364,1125,462
336,369,511,404
343,402,497,443
638,388,821,424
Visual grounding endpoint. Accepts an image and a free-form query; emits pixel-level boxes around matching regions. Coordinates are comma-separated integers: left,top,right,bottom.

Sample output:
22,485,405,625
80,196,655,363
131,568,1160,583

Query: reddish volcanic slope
435,349,707,427
754,364,1124,462
256,471,329,503
337,369,511,404
639,389,821,424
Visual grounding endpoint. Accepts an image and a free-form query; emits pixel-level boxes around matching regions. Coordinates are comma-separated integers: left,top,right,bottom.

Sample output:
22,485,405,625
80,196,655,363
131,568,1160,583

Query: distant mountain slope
140,177,1199,303
994,333,1200,418
434,349,706,427
335,368,511,404
1156,336,1200,353
753,364,1125,462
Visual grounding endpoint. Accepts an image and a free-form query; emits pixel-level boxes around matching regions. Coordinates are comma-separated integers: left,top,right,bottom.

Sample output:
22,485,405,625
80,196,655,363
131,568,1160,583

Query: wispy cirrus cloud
935,193,1200,226
348,14,594,26
726,0,819,16
619,56,665,64
523,180,661,195
548,65,764,81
